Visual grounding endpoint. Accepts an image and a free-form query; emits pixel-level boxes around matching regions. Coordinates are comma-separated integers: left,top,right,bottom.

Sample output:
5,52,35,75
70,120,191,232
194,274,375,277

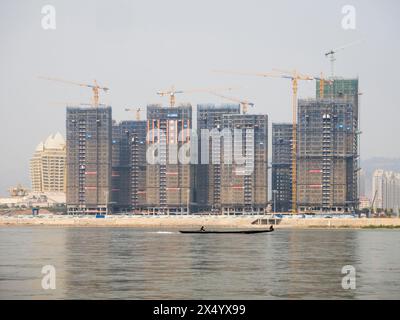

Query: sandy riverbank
1,215,400,229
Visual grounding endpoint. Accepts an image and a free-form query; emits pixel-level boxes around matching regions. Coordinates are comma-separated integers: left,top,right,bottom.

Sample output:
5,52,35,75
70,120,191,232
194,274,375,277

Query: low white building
0,192,66,208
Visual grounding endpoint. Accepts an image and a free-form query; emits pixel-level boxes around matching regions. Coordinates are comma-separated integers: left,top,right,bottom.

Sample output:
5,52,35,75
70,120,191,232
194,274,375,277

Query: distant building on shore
271,123,293,212
359,196,371,210
297,97,359,213
295,78,359,214
8,184,29,197
372,169,400,212
145,104,195,214
111,120,147,213
219,113,269,215
0,184,65,208
197,104,241,212
30,132,66,193
66,105,112,215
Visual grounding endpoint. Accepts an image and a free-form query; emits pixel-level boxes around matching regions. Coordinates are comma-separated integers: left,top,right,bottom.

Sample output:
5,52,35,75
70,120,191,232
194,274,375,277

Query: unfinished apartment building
145,104,195,214
111,120,146,213
66,105,112,214
197,104,241,213
219,114,269,215
130,120,147,212
297,95,359,213
271,123,293,212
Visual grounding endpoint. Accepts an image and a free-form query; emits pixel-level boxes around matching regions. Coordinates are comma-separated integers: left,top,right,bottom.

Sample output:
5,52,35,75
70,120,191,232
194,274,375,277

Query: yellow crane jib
208,91,254,114
213,68,318,213
157,85,235,107
38,76,109,107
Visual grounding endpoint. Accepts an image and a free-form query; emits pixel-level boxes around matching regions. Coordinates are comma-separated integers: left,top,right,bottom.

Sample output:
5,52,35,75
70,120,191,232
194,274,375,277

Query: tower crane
125,107,142,120
325,40,361,77
214,69,315,213
157,85,234,107
208,91,254,114
38,77,109,107
370,189,378,217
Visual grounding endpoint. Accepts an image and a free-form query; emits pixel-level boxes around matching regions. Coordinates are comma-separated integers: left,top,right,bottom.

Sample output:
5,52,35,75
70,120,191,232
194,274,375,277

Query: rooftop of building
35,132,65,152
197,103,240,110
66,104,111,110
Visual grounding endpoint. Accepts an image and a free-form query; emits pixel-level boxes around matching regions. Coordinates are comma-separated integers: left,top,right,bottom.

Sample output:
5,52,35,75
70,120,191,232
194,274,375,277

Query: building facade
297,98,358,213
145,104,195,214
316,78,359,102
219,114,268,214
271,123,293,212
111,120,147,212
359,168,366,198
66,105,112,214
372,169,400,212
129,120,147,212
197,104,241,212
30,132,66,193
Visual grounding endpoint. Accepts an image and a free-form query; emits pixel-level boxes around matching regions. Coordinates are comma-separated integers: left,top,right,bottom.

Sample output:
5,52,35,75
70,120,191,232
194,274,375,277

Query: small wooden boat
179,229,274,234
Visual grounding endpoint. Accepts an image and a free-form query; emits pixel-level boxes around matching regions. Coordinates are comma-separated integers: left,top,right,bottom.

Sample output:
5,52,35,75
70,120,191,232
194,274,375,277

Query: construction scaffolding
297,97,358,213
111,120,147,213
219,114,269,215
145,104,194,214
66,105,112,215
197,104,241,213
271,123,293,212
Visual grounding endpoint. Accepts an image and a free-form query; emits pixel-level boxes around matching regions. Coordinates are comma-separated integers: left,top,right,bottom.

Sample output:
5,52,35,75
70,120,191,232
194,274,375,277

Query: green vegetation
361,225,400,229
43,205,67,214
307,225,353,229
307,224,400,230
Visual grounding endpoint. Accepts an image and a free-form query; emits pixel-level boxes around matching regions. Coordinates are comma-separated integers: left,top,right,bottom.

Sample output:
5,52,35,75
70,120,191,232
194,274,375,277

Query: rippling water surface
0,227,399,299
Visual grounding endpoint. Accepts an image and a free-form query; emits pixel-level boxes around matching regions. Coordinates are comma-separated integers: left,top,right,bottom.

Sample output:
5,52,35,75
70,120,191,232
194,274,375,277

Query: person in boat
200,226,206,232
270,225,274,231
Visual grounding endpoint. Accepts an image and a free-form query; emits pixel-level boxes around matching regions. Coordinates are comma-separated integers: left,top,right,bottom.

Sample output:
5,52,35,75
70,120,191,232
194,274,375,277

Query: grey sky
0,0,399,195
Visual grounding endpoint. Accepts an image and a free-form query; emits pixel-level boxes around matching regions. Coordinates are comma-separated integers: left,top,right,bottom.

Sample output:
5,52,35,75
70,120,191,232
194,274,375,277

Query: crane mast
214,69,315,213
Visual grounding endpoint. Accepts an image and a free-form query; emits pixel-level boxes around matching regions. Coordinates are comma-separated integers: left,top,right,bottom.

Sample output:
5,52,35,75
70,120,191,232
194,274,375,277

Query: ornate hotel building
30,132,66,193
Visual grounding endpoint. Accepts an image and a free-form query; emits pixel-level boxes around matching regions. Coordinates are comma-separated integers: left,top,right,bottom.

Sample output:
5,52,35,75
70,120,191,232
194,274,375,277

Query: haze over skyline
1,0,399,196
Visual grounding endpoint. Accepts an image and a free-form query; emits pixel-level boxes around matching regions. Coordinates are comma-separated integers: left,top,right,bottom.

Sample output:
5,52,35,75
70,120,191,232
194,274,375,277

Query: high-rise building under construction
197,106,268,214
219,114,268,214
66,105,112,214
271,123,293,212
130,120,147,212
297,78,359,213
111,120,146,212
145,104,195,214
197,104,241,212
271,78,359,213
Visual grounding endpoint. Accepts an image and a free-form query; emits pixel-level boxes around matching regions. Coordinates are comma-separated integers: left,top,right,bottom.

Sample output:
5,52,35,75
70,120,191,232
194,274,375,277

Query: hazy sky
0,0,399,195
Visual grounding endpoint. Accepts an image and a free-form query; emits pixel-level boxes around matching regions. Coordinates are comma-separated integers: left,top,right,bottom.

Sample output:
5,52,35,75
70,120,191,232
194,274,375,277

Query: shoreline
1,215,400,229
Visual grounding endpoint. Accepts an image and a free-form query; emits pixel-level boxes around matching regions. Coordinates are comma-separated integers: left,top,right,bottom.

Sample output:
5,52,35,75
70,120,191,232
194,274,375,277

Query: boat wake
150,231,176,234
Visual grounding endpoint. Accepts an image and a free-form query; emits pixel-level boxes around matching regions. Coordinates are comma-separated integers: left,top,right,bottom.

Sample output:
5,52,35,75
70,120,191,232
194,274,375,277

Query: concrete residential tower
145,104,195,214
197,104,241,212
111,120,147,212
66,105,112,214
219,114,269,214
297,96,359,213
271,123,293,212
372,169,400,212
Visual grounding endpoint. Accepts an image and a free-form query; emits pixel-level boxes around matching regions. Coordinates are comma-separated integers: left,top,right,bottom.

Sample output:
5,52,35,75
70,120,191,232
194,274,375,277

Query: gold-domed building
30,132,66,193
